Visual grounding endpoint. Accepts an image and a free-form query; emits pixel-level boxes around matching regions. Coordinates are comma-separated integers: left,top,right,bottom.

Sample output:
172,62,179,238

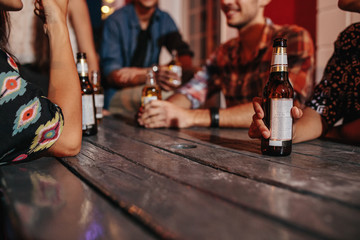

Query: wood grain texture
60,116,360,240
0,157,155,240
2,115,359,239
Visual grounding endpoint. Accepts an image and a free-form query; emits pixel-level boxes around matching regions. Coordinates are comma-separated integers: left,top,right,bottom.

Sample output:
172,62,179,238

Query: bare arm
139,91,254,128
167,93,192,108
325,119,360,144
68,0,99,74
169,93,253,127
292,107,323,143
37,0,82,156
108,67,148,88
249,97,323,143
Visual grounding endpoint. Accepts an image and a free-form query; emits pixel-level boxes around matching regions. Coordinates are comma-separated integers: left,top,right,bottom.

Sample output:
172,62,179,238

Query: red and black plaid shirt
178,19,315,108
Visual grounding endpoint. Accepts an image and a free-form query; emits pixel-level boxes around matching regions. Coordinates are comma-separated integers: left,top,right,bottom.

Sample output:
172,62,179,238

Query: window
184,0,220,66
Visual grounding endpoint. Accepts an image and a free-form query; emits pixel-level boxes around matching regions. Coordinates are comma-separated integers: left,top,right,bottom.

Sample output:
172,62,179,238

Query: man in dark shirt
100,0,193,117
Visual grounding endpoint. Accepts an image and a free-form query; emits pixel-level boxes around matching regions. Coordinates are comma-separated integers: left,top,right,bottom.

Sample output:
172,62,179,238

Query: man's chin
227,21,244,29
137,1,157,9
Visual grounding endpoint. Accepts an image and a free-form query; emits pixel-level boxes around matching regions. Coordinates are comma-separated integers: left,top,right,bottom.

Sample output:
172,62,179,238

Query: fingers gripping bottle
261,38,294,156
168,49,182,87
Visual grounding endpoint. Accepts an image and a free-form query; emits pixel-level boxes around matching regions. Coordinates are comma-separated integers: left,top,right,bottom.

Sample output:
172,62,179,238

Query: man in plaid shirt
138,0,314,128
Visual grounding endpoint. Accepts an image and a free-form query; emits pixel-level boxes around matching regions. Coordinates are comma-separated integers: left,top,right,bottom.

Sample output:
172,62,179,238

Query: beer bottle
261,38,294,156
168,49,182,87
76,52,97,136
91,70,104,123
141,70,161,107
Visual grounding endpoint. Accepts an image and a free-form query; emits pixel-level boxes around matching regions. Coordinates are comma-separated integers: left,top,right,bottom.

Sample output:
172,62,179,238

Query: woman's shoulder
0,49,20,73
335,22,360,52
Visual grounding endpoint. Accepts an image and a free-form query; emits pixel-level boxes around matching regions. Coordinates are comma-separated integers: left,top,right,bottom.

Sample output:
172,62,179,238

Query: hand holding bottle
156,66,181,91
249,97,303,139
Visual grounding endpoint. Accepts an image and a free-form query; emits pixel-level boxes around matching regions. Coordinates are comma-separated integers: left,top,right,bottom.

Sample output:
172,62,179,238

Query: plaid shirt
178,19,314,108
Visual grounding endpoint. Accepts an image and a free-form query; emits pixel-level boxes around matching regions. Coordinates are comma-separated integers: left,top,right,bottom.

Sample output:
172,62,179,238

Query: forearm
69,0,99,73
47,19,82,155
184,103,253,128
292,107,322,143
219,103,254,128
325,119,360,144
108,67,148,87
167,93,192,108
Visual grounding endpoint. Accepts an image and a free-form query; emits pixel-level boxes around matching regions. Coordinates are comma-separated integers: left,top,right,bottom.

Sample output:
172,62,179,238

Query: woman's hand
34,0,68,34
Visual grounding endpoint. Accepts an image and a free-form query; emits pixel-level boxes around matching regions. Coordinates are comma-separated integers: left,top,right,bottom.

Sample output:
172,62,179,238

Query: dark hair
0,10,10,51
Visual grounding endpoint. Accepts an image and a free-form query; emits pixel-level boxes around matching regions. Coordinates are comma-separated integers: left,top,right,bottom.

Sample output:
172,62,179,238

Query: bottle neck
146,70,156,86
92,71,100,85
77,58,88,77
146,76,156,86
270,46,288,73
171,50,179,63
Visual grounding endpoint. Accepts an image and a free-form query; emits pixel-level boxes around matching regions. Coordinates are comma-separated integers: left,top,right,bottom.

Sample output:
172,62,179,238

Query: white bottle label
170,65,182,77
269,98,293,146
169,65,182,87
77,62,88,75
82,95,95,129
95,94,104,119
142,96,158,105
271,52,288,66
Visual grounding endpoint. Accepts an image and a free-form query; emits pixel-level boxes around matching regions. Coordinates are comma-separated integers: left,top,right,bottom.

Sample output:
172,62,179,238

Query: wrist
47,22,69,45
191,109,212,127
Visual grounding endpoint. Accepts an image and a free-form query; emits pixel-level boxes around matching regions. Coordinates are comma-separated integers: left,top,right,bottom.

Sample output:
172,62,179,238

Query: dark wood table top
1,116,360,239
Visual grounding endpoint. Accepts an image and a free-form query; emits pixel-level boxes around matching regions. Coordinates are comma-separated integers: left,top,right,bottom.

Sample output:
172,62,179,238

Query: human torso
307,22,360,128
0,50,64,163
209,20,313,107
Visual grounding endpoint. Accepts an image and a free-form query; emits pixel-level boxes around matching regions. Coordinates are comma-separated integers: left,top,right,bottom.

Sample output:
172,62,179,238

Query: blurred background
87,0,360,84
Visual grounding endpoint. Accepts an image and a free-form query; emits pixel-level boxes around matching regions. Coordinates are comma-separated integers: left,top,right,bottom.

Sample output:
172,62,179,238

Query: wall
158,0,184,64
221,0,316,46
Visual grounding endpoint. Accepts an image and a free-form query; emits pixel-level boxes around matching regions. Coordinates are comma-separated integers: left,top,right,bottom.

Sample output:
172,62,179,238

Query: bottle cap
77,52,86,59
273,38,287,47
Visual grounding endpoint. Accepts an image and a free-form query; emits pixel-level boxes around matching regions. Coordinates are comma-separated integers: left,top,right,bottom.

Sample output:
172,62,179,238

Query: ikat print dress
0,49,64,164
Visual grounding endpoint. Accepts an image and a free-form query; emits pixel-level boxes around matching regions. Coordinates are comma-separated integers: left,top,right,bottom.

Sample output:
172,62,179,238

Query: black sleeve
158,31,194,57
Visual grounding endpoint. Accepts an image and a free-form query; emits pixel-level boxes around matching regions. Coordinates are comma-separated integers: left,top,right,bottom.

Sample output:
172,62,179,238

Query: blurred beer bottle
141,70,161,107
168,49,182,87
76,52,97,136
261,38,294,156
91,70,104,123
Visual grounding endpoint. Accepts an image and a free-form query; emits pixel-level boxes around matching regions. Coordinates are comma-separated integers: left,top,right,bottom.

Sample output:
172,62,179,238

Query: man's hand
248,97,303,139
137,100,194,128
156,66,182,91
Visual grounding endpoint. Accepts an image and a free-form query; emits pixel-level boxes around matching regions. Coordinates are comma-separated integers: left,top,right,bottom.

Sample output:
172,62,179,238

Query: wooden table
1,116,360,239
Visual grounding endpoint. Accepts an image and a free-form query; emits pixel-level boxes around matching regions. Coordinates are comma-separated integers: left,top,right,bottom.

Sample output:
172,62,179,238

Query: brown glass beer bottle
91,70,104,123
141,70,161,107
76,52,97,136
261,38,294,156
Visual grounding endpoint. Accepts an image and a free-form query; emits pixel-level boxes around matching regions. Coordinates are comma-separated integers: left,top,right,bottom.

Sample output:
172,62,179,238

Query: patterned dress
0,49,64,164
307,23,360,134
